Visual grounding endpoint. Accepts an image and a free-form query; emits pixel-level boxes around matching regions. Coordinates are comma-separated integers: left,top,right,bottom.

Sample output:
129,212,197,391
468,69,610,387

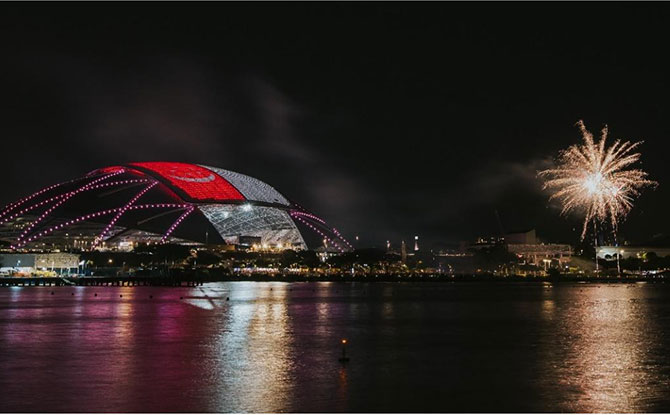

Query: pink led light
160,205,195,243
292,214,345,252
290,211,353,250
291,210,327,224
0,179,152,227
15,208,119,247
91,182,158,249
15,171,124,248
11,203,194,249
87,166,126,175
0,172,105,221
331,227,354,249
130,203,189,210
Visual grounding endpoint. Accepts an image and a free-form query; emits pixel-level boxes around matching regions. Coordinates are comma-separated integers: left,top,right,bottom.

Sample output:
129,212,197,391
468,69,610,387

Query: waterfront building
597,246,670,260
505,230,572,267
0,252,80,276
507,243,572,267
470,229,572,269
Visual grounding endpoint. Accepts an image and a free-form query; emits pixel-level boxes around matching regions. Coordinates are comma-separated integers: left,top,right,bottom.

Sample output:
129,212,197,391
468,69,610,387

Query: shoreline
1,273,668,286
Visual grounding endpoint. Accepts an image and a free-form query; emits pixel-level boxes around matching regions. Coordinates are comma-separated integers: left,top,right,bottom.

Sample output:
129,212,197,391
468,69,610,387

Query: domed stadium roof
0,162,352,252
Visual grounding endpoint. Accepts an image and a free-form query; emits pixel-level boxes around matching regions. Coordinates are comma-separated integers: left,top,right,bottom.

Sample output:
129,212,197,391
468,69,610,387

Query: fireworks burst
540,120,656,240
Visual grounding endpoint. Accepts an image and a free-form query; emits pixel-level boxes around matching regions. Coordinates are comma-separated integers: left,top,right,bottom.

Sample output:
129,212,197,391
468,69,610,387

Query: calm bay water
1,281,670,412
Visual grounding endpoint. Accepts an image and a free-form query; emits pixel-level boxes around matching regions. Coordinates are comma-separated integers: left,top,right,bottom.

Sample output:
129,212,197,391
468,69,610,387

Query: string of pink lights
11,208,118,249
331,228,354,250
0,179,153,227
290,210,353,250
92,181,159,248
291,210,327,224
291,214,346,252
0,173,102,221
15,170,126,247
10,203,194,249
160,205,195,244
129,203,191,210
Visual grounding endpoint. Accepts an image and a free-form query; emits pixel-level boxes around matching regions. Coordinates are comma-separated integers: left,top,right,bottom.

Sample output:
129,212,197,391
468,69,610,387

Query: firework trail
539,120,656,240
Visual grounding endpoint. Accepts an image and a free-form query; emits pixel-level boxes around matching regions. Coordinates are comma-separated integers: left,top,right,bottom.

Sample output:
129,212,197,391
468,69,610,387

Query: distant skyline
1,3,669,248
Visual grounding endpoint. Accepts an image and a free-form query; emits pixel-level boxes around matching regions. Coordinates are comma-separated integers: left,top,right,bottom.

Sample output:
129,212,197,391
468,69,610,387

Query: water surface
1,282,669,412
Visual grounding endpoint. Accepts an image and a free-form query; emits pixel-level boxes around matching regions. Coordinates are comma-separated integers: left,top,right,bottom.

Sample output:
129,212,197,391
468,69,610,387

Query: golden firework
540,120,656,239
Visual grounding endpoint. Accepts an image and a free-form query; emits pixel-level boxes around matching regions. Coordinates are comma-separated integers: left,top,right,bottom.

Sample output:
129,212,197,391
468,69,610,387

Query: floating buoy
71,293,74,296
226,297,230,301
51,291,54,295
180,296,183,300
94,293,97,297
119,295,123,298
338,338,350,363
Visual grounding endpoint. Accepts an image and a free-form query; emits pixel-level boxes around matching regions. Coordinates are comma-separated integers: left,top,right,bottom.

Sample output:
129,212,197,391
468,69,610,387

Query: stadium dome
0,162,352,252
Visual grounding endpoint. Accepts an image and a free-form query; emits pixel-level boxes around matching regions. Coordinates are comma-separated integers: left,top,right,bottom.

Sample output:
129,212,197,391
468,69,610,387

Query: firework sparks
540,120,656,239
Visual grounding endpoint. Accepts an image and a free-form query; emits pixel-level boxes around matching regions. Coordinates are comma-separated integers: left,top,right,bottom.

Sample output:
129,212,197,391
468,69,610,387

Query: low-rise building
507,243,573,267
0,252,80,276
597,246,670,260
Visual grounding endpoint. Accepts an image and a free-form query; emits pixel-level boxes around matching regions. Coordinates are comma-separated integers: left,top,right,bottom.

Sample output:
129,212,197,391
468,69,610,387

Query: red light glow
130,162,245,202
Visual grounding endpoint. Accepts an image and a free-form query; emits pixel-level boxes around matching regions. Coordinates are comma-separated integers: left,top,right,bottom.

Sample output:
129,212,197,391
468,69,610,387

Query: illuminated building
0,162,352,252
414,235,419,251
471,229,572,268
504,230,572,267
507,243,572,267
315,244,342,262
596,246,670,260
0,252,80,276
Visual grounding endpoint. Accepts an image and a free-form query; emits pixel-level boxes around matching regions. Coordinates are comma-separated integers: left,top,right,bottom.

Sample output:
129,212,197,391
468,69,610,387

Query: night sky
2,3,670,249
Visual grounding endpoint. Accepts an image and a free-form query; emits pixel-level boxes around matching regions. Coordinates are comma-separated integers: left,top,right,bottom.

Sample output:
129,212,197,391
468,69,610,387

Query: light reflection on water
537,285,670,412
0,282,669,412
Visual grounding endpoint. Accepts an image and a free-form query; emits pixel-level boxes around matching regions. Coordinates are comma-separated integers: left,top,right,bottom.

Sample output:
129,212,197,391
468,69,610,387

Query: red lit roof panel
129,162,245,202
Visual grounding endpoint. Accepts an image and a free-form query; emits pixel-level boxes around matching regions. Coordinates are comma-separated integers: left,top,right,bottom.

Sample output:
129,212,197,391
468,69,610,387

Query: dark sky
1,3,670,248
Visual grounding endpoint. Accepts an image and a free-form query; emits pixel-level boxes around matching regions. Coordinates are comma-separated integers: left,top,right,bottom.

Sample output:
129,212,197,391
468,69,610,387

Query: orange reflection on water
541,284,669,412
